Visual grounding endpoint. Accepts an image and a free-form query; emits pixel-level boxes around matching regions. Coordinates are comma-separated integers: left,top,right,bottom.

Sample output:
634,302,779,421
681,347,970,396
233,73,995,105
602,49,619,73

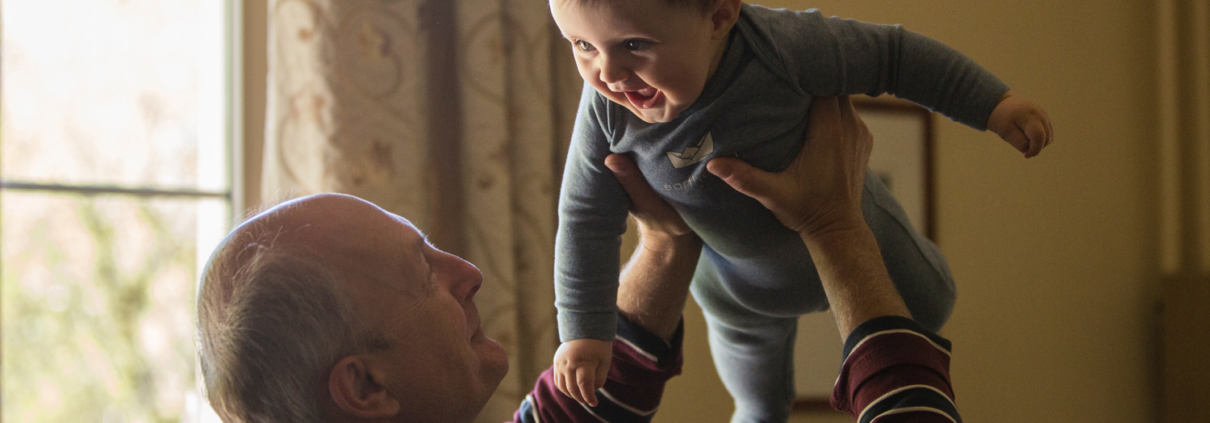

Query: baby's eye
575,40,596,52
623,39,651,51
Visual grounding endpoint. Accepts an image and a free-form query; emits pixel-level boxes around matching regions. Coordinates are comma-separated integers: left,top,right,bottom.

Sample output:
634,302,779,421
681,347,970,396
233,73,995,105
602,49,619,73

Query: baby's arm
552,84,632,405
825,15,1055,156
756,6,1054,156
554,152,705,407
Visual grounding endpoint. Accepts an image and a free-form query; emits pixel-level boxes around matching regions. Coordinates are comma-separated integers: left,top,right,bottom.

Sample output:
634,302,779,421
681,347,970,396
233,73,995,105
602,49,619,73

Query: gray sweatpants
688,170,956,423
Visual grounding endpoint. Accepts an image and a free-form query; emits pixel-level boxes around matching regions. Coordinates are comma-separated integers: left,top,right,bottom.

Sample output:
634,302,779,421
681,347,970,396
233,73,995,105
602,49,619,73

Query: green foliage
2,195,199,422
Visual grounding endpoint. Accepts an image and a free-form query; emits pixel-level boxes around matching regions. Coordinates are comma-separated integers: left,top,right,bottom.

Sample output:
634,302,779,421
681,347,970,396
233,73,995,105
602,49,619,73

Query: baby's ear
709,0,743,37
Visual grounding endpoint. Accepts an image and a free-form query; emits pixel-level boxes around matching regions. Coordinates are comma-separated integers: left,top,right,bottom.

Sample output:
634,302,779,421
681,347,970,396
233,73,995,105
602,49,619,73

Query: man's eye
575,40,596,52
623,39,651,51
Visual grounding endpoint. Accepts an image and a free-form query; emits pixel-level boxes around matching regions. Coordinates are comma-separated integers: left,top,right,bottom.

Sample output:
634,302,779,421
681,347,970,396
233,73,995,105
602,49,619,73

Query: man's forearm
616,231,702,342
800,223,911,339
803,223,958,423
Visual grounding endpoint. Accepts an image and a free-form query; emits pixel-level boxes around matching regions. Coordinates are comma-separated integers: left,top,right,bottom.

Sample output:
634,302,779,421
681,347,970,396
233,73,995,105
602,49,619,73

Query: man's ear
709,0,743,39
328,355,401,419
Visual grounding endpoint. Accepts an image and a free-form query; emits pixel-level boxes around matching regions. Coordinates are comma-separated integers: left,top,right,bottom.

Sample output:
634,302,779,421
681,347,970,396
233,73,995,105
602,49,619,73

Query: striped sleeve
512,315,684,423
830,316,962,423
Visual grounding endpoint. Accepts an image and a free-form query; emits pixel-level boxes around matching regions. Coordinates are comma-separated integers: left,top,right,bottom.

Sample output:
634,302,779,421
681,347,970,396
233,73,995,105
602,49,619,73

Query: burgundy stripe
832,333,955,419
511,321,683,422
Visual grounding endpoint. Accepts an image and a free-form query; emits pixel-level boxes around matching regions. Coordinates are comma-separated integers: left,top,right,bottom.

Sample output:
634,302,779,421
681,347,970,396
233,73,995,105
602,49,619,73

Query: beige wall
659,1,1162,422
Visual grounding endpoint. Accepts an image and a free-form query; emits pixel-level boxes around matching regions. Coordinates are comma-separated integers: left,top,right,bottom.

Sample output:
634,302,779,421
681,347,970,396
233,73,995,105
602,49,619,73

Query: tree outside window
2,1,236,421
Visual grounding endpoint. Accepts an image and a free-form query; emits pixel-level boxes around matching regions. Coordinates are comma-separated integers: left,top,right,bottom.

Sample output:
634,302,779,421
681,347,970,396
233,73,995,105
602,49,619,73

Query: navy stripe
843,316,952,361
517,397,538,423
583,390,654,423
858,387,961,423
615,314,679,360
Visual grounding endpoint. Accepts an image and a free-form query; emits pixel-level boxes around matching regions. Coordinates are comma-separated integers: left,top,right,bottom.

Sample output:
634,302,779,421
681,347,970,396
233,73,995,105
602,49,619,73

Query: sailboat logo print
667,132,714,169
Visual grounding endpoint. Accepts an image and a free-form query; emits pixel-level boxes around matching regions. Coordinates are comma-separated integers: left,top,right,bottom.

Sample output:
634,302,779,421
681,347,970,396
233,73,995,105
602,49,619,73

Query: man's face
551,0,721,123
300,196,509,421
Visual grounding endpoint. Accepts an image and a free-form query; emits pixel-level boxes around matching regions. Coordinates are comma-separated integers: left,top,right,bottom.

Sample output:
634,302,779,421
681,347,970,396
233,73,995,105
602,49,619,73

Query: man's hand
605,153,697,248
706,96,871,238
704,95,911,337
606,153,701,342
553,339,613,406
987,91,1054,159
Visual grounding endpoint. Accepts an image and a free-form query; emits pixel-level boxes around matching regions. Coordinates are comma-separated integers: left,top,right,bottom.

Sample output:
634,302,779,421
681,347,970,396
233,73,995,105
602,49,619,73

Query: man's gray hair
196,233,361,423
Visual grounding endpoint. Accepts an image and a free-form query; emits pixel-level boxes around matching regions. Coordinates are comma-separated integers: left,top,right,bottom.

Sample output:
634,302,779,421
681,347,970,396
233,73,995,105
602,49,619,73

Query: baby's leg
692,263,800,423
706,314,799,423
860,168,956,330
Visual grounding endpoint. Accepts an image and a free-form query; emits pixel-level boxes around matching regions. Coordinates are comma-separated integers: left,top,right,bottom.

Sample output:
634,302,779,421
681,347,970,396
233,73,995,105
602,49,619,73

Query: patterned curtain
261,1,582,421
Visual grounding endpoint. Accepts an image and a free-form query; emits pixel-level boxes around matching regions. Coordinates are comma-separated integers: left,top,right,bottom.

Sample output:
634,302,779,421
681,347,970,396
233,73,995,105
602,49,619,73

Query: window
1,1,239,421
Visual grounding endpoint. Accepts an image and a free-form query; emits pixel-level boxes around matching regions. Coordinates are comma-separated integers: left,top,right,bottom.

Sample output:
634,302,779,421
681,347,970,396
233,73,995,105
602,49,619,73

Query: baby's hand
553,338,613,406
987,92,1054,158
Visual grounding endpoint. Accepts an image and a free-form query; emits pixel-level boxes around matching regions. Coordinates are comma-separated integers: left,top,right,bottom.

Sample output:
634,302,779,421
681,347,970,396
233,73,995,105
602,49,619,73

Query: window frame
0,0,245,419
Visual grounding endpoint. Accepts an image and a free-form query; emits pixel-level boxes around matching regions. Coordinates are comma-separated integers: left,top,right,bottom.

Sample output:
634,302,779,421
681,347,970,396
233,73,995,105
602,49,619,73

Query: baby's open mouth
624,87,661,110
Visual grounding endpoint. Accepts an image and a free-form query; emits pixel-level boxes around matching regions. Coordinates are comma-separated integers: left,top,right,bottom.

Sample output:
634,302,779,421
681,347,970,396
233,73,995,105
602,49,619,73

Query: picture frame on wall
792,96,936,411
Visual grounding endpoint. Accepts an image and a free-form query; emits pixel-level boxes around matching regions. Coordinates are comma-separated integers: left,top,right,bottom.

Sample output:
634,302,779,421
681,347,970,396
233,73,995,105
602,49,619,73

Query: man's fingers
836,96,859,127
576,366,599,406
605,154,648,197
806,96,843,129
838,96,873,158
607,153,695,237
606,154,661,214
707,157,774,200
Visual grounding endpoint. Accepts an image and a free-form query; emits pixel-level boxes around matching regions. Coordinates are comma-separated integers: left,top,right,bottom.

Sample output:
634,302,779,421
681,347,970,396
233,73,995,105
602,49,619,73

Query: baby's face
551,0,724,123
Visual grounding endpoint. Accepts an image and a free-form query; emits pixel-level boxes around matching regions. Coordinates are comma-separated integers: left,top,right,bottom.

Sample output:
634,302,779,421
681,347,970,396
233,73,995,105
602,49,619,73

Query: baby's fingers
569,368,589,404
1023,118,1048,158
594,359,610,391
559,366,588,404
1003,129,1031,157
1041,108,1055,147
554,369,568,399
576,366,599,406
555,368,576,402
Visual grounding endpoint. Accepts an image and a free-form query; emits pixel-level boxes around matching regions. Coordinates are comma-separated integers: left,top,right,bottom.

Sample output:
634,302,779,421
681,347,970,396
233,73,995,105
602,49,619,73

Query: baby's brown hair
552,0,716,15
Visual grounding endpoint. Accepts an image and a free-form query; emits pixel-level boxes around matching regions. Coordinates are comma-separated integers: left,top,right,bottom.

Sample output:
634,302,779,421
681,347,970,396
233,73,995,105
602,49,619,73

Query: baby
549,0,1052,420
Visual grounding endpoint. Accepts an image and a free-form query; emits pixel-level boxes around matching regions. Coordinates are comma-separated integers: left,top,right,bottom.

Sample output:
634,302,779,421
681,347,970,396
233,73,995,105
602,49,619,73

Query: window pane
0,0,227,191
2,192,225,422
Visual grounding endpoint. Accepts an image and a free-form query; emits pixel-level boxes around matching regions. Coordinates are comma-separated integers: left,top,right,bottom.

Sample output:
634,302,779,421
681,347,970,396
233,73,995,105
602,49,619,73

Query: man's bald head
197,194,394,422
196,193,506,423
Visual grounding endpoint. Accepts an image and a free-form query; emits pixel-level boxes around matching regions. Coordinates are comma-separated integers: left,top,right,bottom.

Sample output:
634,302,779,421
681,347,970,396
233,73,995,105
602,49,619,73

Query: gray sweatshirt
555,4,1010,342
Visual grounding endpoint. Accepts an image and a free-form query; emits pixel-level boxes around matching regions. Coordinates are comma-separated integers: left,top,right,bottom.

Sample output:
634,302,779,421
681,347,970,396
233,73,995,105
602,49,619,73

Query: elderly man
197,96,960,423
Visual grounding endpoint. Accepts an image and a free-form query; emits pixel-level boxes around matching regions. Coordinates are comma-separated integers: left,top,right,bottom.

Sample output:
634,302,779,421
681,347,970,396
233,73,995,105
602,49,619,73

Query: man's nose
598,54,629,86
446,253,483,303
